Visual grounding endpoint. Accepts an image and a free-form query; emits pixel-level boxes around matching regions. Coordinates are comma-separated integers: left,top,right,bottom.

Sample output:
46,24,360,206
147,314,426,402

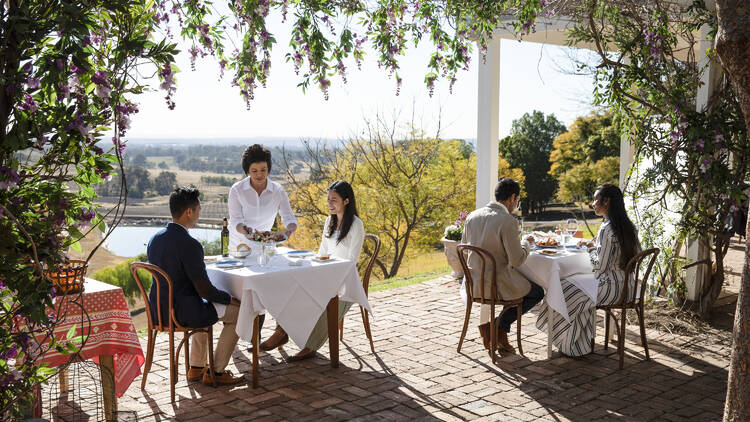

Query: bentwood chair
339,233,380,352
130,262,217,403
456,244,525,364
591,248,660,369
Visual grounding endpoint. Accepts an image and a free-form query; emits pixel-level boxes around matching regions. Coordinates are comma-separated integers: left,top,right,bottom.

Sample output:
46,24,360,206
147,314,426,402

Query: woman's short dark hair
326,180,359,244
241,144,272,174
169,186,200,218
595,184,640,270
495,178,521,201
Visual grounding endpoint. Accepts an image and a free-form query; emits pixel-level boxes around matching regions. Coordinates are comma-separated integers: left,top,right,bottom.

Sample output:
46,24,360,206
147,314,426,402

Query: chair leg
184,332,190,379
489,303,496,364
515,305,523,356
207,326,217,387
141,329,155,390
169,331,176,403
457,301,472,353
339,317,344,340
637,305,650,361
360,306,375,353
619,309,626,370
591,310,597,352
604,310,611,350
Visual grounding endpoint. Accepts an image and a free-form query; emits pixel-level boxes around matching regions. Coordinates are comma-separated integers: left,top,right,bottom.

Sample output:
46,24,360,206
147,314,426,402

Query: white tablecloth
517,249,597,321
206,254,372,348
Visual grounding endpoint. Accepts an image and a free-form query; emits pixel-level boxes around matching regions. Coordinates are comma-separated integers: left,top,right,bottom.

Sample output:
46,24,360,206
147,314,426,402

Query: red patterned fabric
38,279,144,397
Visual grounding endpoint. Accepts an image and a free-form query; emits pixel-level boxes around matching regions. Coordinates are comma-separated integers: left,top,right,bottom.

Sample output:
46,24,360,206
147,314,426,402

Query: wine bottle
221,218,229,257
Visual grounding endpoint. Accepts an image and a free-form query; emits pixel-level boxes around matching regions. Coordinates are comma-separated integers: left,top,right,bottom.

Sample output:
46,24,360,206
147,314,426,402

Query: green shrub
92,253,151,303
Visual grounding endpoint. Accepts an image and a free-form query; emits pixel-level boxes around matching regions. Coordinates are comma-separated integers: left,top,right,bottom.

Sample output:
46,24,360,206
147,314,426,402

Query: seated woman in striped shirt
536,184,641,356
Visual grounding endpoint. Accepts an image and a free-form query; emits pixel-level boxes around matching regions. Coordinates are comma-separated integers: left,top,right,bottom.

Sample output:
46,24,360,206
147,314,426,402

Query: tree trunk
715,1,750,420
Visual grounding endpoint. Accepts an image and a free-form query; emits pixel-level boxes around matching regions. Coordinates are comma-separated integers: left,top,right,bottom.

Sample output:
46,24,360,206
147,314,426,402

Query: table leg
99,354,117,422
547,303,553,359
327,296,339,368
252,315,259,388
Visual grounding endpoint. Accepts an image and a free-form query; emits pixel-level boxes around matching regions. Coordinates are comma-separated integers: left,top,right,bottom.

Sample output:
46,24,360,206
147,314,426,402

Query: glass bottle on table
221,217,229,257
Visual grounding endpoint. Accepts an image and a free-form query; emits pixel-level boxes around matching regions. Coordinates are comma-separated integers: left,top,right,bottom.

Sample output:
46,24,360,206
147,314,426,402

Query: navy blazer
147,223,231,328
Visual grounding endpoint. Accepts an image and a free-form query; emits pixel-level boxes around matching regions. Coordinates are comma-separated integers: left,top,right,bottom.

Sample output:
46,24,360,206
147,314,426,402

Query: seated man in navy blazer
147,186,243,385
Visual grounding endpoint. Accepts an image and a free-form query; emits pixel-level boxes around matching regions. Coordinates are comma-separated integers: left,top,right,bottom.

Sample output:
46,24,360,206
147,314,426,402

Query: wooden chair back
359,234,381,295
130,262,181,332
618,248,660,308
456,244,502,303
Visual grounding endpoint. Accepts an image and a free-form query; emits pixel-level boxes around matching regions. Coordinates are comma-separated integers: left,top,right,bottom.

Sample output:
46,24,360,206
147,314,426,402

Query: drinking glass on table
566,219,578,245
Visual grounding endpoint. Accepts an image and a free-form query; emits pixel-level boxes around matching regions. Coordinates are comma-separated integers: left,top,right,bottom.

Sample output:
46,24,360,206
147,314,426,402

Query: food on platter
537,237,559,247
539,249,558,255
246,230,287,243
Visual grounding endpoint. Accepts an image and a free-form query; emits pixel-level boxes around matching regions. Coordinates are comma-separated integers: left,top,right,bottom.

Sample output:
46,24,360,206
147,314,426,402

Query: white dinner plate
287,250,314,257
310,256,337,263
215,260,245,269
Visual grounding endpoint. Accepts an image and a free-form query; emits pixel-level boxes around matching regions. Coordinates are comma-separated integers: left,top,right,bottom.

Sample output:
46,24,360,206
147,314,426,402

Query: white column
475,37,501,210
685,24,720,304
476,38,501,325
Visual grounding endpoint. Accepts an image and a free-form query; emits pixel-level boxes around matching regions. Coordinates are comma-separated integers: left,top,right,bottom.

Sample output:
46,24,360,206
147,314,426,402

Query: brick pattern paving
43,276,730,421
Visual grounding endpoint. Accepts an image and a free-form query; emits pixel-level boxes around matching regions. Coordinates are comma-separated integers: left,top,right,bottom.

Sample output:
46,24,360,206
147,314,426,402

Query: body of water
104,226,221,257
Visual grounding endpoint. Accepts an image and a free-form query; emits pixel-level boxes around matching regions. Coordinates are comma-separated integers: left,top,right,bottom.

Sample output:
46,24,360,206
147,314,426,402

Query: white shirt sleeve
277,186,297,227
228,184,244,233
345,218,365,262
318,216,331,257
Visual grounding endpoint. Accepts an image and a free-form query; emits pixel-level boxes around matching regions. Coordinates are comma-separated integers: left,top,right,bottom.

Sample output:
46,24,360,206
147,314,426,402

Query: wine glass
566,219,579,236
517,216,524,237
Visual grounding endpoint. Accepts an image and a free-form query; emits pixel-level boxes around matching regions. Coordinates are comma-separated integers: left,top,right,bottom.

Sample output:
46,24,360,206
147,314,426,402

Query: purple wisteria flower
0,168,19,190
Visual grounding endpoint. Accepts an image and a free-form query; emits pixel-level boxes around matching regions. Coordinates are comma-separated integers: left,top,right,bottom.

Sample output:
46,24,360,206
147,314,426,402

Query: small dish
311,256,336,263
230,250,252,259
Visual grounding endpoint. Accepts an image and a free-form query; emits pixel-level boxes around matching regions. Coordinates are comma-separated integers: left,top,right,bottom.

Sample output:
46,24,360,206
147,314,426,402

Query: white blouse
318,215,365,262
227,177,297,249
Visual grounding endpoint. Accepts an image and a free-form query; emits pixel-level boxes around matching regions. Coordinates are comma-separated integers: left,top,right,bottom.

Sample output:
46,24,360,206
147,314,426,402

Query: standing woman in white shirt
228,144,297,350
227,144,297,250
284,180,365,361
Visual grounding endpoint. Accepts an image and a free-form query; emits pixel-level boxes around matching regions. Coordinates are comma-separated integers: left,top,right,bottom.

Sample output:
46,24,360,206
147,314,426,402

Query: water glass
566,218,579,236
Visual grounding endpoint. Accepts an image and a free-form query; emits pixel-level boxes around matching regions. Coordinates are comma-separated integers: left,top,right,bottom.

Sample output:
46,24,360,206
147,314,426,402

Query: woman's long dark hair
596,184,639,270
326,180,358,244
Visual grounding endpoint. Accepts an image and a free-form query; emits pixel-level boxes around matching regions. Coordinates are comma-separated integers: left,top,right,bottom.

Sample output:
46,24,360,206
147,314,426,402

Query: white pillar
476,37,501,210
476,37,501,324
685,24,721,304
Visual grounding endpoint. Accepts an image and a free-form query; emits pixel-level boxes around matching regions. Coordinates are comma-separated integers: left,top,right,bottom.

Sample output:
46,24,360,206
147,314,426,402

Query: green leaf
66,324,77,340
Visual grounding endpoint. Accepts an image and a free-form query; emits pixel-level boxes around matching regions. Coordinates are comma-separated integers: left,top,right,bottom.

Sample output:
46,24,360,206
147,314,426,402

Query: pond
104,226,221,257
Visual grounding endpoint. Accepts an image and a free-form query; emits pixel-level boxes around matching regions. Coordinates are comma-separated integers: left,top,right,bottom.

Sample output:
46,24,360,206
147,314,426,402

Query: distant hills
125,137,335,149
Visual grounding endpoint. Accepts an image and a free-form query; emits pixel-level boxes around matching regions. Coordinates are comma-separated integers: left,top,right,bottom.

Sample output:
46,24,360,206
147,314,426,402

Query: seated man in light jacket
147,186,243,385
461,178,544,352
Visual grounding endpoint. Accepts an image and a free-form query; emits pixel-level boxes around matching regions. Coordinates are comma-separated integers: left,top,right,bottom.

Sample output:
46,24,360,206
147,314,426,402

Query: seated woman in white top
284,180,364,361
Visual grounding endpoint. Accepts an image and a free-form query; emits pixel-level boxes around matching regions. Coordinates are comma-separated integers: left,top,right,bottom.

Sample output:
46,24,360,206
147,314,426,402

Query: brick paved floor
43,276,730,421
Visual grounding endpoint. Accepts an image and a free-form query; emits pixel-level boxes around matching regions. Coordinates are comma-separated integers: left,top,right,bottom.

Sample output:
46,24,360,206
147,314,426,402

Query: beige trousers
189,303,240,372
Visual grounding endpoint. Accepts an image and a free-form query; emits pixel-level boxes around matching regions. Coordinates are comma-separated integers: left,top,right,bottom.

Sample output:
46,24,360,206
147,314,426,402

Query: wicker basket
46,259,87,294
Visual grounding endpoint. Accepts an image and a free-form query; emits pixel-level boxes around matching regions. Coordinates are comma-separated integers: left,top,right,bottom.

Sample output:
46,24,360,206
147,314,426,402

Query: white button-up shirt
318,215,365,262
227,177,297,249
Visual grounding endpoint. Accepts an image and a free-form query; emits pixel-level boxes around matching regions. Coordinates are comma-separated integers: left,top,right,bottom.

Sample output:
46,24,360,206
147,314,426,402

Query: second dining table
206,247,372,386
517,246,598,358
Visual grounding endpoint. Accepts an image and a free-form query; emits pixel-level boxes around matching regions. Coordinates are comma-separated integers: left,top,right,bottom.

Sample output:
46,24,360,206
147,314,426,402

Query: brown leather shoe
187,366,206,382
496,328,516,353
287,348,316,362
477,323,491,350
202,369,244,386
259,326,288,351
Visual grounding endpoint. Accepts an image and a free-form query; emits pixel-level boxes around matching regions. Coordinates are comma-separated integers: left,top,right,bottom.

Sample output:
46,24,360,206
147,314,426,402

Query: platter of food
246,230,287,244
536,237,559,249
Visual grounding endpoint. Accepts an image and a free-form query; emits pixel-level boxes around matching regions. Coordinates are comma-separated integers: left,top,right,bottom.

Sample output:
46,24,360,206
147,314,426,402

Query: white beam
476,37,501,209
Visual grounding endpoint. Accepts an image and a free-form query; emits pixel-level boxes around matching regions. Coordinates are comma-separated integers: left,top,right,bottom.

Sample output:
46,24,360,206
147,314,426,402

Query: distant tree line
124,144,310,175
94,167,177,198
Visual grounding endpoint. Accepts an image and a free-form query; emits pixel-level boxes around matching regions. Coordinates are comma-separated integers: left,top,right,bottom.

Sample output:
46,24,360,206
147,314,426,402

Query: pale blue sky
128,16,600,143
